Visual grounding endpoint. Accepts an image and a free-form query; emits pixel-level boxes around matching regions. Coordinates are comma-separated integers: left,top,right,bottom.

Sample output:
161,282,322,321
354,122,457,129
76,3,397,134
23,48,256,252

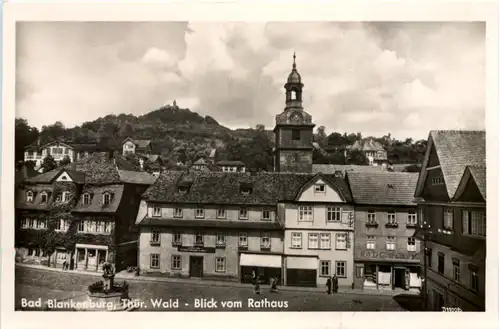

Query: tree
59,155,72,166
315,126,327,146
39,121,66,144
346,149,369,165
255,124,266,131
41,155,58,173
15,118,40,163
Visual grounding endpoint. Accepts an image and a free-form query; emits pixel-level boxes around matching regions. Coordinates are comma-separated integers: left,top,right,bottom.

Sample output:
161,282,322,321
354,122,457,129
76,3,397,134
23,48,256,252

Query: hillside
15,104,426,171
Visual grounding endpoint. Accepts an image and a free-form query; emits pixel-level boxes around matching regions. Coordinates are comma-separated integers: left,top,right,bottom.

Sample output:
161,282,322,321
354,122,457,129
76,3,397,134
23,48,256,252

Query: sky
16,22,485,140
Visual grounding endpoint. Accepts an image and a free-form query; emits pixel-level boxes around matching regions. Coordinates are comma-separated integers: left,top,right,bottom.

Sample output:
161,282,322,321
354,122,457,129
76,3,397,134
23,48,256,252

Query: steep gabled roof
348,139,385,152
313,164,386,174
142,171,352,205
215,160,245,167
346,171,419,206
415,130,486,199
452,165,486,201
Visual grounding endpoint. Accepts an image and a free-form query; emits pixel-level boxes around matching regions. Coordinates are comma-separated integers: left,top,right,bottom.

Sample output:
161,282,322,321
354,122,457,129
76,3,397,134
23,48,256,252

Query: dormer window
239,208,248,220
432,176,444,185
240,183,253,195
178,181,192,194
26,191,34,203
314,184,326,193
40,192,48,203
103,193,111,205
62,191,69,202
83,193,91,205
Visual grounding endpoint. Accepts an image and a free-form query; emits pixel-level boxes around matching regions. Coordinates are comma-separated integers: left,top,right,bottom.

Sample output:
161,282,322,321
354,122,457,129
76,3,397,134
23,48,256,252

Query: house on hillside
24,140,108,169
347,171,421,291
347,139,388,166
215,160,246,173
191,158,211,172
122,137,153,156
15,152,157,272
413,130,486,311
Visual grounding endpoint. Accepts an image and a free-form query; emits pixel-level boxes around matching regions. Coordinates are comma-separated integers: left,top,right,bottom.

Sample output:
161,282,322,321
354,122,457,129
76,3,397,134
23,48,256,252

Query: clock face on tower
289,111,302,121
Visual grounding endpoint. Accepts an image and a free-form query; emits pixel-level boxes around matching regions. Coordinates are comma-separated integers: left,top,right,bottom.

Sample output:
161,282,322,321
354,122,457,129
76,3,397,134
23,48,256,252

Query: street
15,267,408,311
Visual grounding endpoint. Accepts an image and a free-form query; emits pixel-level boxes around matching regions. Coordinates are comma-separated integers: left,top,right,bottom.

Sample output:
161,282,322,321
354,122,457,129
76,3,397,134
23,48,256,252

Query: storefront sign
177,246,216,253
359,251,418,261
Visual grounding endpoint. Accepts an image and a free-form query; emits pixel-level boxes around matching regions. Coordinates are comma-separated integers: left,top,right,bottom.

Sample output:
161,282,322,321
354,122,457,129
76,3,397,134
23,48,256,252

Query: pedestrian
270,277,278,293
333,274,339,294
326,277,332,294
62,259,67,271
251,269,257,285
253,276,261,295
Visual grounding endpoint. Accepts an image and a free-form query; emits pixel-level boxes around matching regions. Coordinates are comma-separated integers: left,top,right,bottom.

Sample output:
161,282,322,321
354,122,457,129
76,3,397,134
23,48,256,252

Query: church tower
273,53,315,173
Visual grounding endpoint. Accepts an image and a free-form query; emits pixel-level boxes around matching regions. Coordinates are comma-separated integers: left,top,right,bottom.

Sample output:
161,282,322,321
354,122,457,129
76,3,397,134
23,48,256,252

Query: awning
240,254,281,268
286,256,317,270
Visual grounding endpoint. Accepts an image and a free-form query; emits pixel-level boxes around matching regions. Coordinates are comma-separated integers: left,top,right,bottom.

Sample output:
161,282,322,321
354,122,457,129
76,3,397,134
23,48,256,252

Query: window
261,210,271,221
150,254,160,269
194,232,204,246
320,260,330,277
366,236,376,249
308,233,319,249
153,206,161,217
26,191,34,203
292,129,301,140
96,221,105,233
387,211,396,224
20,218,28,228
174,208,183,218
56,219,69,231
356,265,364,278
171,255,181,270
52,147,63,155
56,194,62,202
86,221,96,233
444,208,453,230
261,232,271,249
239,208,248,219
407,237,416,252
453,259,460,282
239,232,248,247
291,232,302,248
151,229,160,245
62,191,69,202
83,193,90,205
462,210,486,237
438,253,445,275
172,231,182,246
367,211,376,223
470,268,479,291
327,207,341,221
40,192,48,203
103,193,111,205
335,233,347,250
432,176,444,185
215,257,226,272
336,261,346,277
105,222,112,233
28,218,35,228
320,233,331,249
77,221,85,232
216,232,226,246
195,208,204,219
407,211,417,225
298,206,313,221
216,208,226,219
37,219,46,229
314,184,326,193
386,236,396,250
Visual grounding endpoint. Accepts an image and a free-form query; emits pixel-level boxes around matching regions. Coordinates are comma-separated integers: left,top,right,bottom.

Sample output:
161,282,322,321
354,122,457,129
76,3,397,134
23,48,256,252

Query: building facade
24,140,104,168
274,53,315,173
122,137,153,156
15,153,156,272
282,173,354,288
348,171,421,291
414,130,486,311
347,139,388,166
215,160,246,173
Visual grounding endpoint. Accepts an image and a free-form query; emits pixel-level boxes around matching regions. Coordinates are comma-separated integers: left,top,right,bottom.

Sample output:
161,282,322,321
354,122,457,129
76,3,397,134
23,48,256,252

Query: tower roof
287,52,302,84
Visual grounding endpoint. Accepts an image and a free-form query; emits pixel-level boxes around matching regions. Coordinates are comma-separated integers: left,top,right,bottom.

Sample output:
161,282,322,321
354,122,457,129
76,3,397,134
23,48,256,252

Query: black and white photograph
1,2,498,329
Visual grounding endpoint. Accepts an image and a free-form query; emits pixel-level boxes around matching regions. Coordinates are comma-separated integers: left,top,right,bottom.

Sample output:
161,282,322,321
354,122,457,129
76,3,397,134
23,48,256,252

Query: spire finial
293,52,296,69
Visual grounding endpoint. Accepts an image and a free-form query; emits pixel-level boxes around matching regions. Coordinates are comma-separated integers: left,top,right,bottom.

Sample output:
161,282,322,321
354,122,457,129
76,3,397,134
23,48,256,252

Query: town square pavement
15,266,413,312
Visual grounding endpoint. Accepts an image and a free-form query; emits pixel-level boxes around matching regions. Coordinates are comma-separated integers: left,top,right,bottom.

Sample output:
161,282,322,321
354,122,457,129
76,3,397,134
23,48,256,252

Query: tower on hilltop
273,53,315,173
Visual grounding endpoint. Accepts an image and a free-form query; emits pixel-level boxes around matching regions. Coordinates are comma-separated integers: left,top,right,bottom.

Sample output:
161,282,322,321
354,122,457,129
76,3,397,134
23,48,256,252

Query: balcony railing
171,241,182,247
216,242,226,249
194,241,204,247
406,223,417,228
238,245,248,250
260,245,271,251
385,222,399,228
150,240,160,246
365,221,379,228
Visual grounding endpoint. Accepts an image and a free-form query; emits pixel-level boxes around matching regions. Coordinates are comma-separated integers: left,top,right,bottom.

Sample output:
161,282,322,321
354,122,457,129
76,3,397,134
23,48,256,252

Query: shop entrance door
189,256,203,278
